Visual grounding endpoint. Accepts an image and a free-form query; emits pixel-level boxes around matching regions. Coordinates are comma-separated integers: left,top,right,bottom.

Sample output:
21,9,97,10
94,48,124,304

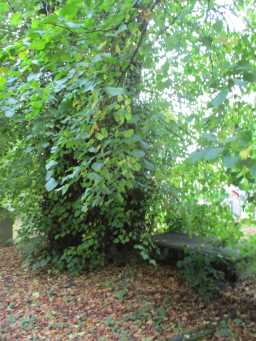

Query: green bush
177,249,226,301
237,236,256,279
0,0,161,273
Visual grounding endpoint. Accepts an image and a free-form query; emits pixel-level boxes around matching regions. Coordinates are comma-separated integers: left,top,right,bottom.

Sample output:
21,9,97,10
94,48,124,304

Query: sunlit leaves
10,13,22,27
122,129,134,138
60,0,82,18
32,39,47,50
189,147,223,163
240,146,251,160
0,76,6,90
45,178,58,192
209,89,229,108
46,160,58,171
0,2,8,14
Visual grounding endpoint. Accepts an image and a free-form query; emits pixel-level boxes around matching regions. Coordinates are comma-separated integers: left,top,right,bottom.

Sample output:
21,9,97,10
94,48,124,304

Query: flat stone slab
153,232,241,261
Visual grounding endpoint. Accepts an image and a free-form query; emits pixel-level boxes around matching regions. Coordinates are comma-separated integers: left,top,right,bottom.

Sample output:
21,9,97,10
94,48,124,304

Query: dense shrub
177,249,227,301
0,0,162,272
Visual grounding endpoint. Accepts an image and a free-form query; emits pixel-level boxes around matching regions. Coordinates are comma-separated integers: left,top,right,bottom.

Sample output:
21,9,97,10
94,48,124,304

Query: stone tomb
153,231,242,282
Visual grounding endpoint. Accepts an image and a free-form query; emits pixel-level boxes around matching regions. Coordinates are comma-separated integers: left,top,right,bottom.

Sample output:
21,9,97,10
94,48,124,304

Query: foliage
151,158,242,244
178,0,256,193
0,0,255,271
237,236,256,278
177,249,227,301
0,0,163,270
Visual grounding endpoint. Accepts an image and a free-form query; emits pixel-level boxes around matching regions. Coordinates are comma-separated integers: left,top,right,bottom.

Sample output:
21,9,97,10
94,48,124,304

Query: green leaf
45,170,53,181
144,160,155,171
123,129,134,138
78,79,95,92
189,150,205,163
88,147,98,153
87,172,102,182
60,0,81,17
54,78,69,92
65,21,83,29
209,89,228,108
223,155,239,169
45,178,58,192
6,97,17,105
31,39,46,50
0,75,6,89
213,20,224,32
204,147,223,161
0,2,8,14
27,73,40,82
96,128,108,141
3,107,15,118
46,160,58,171
91,162,104,171
10,13,22,27
202,133,217,143
131,150,145,158
105,86,126,97
244,72,256,82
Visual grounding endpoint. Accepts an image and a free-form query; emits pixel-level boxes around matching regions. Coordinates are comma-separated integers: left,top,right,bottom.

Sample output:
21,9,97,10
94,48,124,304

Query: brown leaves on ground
0,246,256,340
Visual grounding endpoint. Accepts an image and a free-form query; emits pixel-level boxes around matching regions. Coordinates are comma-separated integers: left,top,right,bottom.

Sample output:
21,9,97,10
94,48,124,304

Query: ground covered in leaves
0,247,256,340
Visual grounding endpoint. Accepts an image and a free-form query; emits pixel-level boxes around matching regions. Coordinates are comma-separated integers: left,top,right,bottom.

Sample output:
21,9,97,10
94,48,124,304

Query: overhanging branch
120,0,161,81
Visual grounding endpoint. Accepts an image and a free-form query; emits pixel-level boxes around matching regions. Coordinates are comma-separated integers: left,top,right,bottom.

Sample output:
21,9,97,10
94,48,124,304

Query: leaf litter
0,246,256,340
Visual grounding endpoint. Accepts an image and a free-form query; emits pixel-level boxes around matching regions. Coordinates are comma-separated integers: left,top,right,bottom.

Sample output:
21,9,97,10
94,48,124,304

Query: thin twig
47,22,120,35
47,23,74,33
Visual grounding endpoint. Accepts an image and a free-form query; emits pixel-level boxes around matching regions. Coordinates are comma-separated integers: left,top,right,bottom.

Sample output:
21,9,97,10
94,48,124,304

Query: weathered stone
153,231,243,282
153,232,241,261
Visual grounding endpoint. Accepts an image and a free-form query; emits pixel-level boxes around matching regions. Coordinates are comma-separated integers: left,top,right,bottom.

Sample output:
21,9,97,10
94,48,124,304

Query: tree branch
121,0,161,80
47,22,123,35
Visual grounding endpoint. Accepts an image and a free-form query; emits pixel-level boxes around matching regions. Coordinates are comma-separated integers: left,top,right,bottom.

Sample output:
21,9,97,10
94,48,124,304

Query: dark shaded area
0,208,14,246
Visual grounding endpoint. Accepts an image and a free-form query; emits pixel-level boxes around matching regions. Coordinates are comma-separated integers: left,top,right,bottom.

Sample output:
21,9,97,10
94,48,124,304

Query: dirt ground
1,246,256,340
